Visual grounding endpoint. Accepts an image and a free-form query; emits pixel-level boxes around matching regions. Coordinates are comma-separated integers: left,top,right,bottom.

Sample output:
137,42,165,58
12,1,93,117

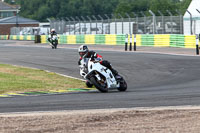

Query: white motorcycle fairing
80,58,120,89
48,35,59,48
48,34,58,41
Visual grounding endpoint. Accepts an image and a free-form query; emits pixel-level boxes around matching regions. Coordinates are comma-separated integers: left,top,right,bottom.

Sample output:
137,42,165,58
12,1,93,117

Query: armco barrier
117,34,126,45
41,35,48,43
59,35,67,44
154,34,170,47
0,35,9,40
9,35,35,41
134,34,196,48
85,35,95,44
0,34,197,49
95,35,105,44
140,34,154,46
184,35,196,48
67,35,76,44
40,34,126,45
170,34,184,48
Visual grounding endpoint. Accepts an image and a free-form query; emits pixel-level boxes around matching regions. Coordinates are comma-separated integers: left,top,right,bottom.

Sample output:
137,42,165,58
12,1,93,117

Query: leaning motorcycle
79,57,127,93
48,35,59,49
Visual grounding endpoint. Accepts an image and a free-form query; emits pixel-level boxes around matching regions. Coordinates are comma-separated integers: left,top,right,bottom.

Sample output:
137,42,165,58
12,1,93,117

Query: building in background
0,0,19,18
0,16,39,35
0,0,41,35
184,0,200,35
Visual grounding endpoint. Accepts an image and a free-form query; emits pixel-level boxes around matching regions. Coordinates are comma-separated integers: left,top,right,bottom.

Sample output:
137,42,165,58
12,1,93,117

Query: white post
196,34,199,55
125,34,128,51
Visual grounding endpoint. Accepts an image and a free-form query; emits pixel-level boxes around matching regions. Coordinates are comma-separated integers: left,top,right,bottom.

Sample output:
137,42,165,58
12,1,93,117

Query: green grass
0,64,86,94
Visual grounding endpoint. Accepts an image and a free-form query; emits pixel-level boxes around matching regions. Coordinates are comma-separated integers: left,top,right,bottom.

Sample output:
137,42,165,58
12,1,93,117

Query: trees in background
4,0,192,22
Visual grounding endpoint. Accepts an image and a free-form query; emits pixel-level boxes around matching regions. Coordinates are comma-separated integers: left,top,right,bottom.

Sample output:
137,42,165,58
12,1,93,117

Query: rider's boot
111,68,123,82
101,60,122,81
111,68,122,81
111,68,118,76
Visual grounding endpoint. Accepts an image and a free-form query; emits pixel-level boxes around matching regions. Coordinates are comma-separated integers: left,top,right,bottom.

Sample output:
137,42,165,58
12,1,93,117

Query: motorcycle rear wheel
90,77,108,93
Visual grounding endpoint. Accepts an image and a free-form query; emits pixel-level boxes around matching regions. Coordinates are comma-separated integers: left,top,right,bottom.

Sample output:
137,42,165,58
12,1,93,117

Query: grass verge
0,64,86,94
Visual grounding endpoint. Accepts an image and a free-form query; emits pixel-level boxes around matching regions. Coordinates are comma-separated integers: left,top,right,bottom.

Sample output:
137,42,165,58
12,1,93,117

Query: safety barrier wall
0,35,9,40
0,34,197,48
129,34,196,48
40,34,196,48
40,34,126,45
8,35,35,41
0,35,35,40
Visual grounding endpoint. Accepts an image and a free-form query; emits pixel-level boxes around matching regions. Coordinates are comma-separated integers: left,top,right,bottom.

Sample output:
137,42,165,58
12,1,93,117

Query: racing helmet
78,45,89,57
51,29,55,32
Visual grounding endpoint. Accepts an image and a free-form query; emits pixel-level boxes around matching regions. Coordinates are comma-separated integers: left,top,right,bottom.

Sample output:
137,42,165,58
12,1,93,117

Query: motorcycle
79,57,127,93
48,35,59,49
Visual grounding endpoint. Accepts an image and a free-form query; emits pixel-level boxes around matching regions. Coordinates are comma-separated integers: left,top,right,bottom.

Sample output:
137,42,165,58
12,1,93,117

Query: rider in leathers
78,45,120,87
47,29,58,49
48,29,57,42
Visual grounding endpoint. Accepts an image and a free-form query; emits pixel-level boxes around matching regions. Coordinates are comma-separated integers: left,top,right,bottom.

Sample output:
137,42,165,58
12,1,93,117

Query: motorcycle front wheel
117,78,127,92
90,77,108,93
54,41,58,49
52,43,57,49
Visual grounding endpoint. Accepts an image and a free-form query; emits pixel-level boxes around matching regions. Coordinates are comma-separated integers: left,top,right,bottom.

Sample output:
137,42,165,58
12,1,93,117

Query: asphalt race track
0,40,200,113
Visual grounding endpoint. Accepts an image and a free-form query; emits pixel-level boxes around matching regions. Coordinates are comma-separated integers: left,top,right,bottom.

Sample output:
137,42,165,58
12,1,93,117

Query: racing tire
90,77,108,93
86,81,93,88
54,43,57,49
54,40,58,49
117,79,127,92
52,42,56,49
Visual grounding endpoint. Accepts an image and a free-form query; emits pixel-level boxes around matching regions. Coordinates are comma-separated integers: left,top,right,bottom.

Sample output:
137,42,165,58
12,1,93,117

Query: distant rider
48,29,57,42
47,29,58,49
78,45,120,87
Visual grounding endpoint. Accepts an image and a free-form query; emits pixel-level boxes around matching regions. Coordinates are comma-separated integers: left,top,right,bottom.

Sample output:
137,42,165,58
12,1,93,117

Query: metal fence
9,14,184,35
48,15,184,35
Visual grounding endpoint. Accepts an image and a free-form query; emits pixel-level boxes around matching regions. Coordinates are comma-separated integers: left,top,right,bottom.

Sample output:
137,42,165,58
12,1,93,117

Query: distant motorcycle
79,57,127,93
48,35,59,49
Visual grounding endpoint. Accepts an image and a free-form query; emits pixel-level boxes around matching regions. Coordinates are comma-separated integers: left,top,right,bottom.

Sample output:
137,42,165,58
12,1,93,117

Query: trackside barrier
41,35,48,43
0,34,198,54
0,35,9,40
9,35,35,41
41,34,126,45
124,34,197,54
137,34,195,48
